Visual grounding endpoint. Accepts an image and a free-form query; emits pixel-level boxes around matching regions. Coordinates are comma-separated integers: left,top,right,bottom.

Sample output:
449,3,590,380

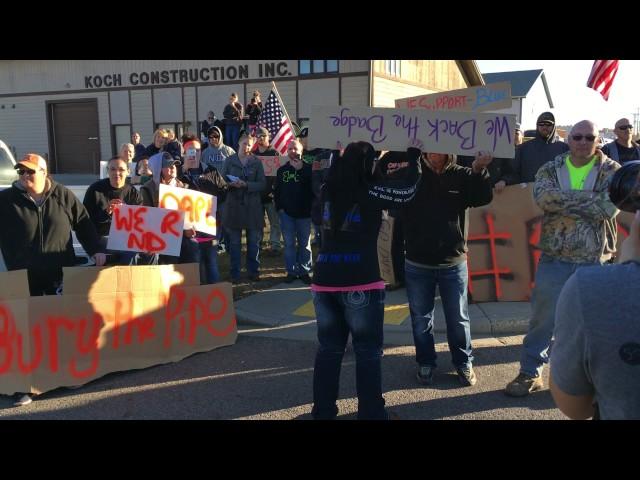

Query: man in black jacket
274,139,313,283
601,117,640,164
401,150,493,387
0,153,106,296
83,156,143,265
503,111,569,184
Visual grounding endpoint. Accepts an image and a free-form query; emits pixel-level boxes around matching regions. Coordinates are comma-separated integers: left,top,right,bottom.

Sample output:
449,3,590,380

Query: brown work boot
504,373,544,397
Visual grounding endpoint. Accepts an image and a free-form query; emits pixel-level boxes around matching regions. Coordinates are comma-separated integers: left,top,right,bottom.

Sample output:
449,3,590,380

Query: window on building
112,125,131,156
300,60,311,75
385,60,401,77
299,60,339,75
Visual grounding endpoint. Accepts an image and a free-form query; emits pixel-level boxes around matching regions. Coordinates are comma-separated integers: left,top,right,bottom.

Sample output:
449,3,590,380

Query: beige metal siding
373,60,469,91
298,78,339,119
372,77,437,107
109,90,130,125
340,76,370,107
183,87,197,136
339,60,369,73
0,96,49,159
153,87,183,124
273,80,297,121
0,92,110,162
131,90,153,148
0,60,300,95
197,84,244,126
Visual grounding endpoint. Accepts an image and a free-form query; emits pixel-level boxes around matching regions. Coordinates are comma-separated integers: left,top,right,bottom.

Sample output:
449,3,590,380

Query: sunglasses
17,168,37,176
208,135,220,139
571,134,596,142
617,125,634,130
537,122,553,127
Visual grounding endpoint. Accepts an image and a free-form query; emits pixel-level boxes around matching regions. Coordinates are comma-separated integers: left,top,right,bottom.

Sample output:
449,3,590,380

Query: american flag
257,89,294,155
587,60,619,101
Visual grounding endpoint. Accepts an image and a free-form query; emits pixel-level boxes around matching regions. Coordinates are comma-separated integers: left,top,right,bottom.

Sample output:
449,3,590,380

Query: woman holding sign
310,139,422,421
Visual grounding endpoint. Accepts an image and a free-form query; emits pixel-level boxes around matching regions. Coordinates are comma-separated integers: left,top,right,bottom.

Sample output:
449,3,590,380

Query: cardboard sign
159,184,217,236
257,155,288,177
394,82,512,112
0,264,237,395
106,204,185,256
310,106,516,158
379,183,635,301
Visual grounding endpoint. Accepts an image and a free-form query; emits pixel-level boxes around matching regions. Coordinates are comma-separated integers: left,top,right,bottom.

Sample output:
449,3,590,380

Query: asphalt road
0,329,565,420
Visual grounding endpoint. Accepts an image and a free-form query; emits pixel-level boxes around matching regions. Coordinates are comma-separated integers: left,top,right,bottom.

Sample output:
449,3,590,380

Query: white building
0,60,483,178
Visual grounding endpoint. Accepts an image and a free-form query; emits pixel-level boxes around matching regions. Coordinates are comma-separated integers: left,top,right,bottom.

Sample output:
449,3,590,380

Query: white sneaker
14,394,33,406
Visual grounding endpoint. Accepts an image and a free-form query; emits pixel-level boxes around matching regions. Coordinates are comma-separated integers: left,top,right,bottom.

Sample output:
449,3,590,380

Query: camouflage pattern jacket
533,150,620,263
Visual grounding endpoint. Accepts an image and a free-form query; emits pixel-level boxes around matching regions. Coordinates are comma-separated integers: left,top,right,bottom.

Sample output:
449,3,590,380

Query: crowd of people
1,105,638,419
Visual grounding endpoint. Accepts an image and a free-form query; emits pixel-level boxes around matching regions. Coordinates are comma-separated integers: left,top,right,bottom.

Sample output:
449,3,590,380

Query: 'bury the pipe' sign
310,106,517,158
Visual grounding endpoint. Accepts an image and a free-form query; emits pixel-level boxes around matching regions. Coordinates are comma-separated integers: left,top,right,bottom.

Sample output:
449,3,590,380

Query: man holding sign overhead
401,149,494,388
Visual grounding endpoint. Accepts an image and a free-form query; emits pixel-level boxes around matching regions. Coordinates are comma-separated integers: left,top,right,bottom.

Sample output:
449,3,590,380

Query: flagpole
271,81,296,135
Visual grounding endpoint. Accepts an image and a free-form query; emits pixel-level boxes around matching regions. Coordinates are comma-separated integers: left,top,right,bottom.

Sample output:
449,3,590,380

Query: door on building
48,100,100,174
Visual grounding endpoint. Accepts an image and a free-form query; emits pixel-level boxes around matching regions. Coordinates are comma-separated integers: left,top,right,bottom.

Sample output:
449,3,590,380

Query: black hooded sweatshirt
503,111,569,184
312,148,422,288
400,156,493,267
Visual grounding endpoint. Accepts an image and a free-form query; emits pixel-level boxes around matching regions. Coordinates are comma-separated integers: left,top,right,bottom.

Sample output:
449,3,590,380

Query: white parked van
0,140,17,187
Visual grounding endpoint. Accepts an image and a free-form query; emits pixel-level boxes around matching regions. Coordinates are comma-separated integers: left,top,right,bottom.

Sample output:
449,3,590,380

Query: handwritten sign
257,155,288,177
394,82,512,112
107,204,184,256
0,265,237,395
310,106,516,158
159,184,217,236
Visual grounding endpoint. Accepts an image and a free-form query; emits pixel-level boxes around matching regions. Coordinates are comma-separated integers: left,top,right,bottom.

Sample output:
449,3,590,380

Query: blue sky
476,60,640,130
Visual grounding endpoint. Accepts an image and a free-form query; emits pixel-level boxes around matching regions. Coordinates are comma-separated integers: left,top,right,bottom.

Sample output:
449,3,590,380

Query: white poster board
106,204,185,257
394,82,512,112
310,106,517,158
159,184,217,236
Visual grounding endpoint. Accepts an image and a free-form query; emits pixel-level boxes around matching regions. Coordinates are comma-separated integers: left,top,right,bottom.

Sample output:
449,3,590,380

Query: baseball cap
256,127,269,137
15,153,47,172
515,122,522,132
161,152,181,168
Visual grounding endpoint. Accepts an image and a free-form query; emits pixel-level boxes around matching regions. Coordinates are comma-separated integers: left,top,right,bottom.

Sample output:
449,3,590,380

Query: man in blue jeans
400,150,494,387
505,120,620,397
274,139,313,284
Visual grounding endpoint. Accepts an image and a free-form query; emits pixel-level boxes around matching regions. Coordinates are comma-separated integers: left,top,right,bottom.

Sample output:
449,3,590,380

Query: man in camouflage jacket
505,120,621,398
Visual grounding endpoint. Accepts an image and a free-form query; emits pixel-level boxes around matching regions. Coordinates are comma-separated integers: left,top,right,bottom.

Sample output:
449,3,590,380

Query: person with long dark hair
310,139,423,420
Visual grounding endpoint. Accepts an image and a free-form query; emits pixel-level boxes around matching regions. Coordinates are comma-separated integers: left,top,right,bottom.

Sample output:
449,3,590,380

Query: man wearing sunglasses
505,120,621,397
0,153,105,297
503,111,570,185
601,118,640,165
